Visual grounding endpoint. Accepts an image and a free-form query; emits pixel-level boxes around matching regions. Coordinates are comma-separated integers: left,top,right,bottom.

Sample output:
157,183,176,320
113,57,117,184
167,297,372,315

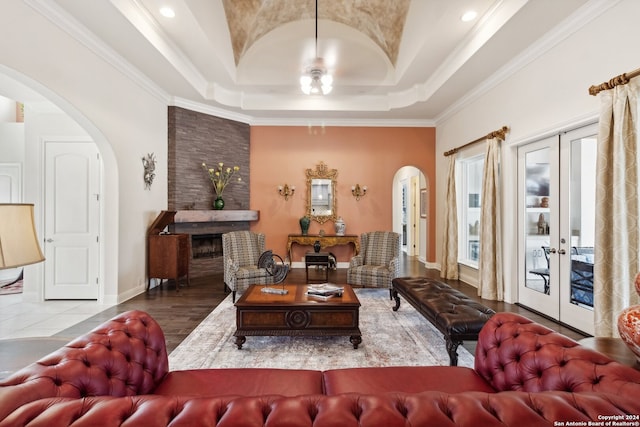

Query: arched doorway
392,166,428,264
0,65,117,304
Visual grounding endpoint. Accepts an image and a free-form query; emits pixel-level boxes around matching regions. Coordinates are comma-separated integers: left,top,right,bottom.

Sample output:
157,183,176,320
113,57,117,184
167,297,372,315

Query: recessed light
160,6,175,18
461,10,477,22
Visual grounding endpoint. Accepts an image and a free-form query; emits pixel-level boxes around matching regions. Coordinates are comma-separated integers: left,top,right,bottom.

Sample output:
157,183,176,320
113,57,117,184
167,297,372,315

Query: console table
287,234,359,263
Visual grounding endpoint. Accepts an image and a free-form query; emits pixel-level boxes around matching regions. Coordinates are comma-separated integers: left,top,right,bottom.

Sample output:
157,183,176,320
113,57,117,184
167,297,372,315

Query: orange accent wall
250,126,436,264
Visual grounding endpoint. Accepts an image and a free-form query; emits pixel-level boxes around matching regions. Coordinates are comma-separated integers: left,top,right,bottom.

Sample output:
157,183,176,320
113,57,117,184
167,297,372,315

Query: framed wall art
420,188,427,218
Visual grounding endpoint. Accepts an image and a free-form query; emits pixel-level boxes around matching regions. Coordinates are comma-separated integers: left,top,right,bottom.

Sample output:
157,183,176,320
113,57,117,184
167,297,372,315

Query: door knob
549,248,557,254
46,238,54,242
558,249,566,255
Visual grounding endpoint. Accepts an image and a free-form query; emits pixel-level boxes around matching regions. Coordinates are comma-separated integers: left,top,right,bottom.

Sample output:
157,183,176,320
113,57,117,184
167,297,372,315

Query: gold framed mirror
306,161,338,224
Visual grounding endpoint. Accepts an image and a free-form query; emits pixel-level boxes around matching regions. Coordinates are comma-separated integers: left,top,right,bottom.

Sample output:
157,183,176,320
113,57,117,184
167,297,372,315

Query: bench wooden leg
445,337,462,366
391,289,401,311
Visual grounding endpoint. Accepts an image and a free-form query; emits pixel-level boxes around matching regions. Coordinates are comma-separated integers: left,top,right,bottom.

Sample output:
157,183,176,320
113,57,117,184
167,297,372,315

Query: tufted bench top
392,277,495,365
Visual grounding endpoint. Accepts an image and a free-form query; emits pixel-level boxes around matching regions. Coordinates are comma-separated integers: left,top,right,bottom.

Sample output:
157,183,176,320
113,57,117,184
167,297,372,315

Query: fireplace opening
191,234,222,259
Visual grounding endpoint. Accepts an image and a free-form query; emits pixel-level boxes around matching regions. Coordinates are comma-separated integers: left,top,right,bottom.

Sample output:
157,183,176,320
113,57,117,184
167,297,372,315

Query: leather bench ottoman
391,276,495,365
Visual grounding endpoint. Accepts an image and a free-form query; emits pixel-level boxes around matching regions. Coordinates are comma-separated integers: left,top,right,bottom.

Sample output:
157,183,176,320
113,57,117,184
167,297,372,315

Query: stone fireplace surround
169,210,259,278
167,107,254,278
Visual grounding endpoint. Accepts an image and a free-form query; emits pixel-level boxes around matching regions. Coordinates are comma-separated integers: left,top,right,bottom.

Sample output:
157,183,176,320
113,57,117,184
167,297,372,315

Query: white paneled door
44,141,100,300
518,124,597,335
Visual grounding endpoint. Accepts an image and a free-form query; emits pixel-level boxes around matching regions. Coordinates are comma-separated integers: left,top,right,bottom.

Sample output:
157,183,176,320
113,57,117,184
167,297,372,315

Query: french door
518,124,597,335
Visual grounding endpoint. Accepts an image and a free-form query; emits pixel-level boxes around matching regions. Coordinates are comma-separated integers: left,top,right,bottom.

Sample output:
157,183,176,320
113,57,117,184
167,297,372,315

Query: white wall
0,96,16,122
435,0,640,302
0,2,168,303
0,123,24,162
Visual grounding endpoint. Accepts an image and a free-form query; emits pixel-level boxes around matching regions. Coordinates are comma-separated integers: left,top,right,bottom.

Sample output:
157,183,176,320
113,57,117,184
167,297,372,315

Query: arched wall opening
0,64,118,304
392,166,428,265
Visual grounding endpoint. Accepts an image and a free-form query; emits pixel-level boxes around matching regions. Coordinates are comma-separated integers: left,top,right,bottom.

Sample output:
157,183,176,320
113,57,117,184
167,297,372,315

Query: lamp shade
0,204,45,270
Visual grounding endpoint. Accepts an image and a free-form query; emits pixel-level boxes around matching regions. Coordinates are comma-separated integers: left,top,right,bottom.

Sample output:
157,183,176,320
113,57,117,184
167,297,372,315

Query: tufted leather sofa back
2,391,639,427
0,310,168,421
474,312,640,394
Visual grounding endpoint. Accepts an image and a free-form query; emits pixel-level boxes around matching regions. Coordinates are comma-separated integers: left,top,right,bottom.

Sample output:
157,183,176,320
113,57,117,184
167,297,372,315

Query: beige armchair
222,231,274,302
347,231,401,299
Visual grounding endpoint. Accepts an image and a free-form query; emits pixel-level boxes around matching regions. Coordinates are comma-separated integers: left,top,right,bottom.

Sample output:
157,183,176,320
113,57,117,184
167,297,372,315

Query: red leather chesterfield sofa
2,310,640,426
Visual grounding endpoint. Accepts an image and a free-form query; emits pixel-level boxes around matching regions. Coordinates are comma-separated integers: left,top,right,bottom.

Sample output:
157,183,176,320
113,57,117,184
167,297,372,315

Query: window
458,155,484,266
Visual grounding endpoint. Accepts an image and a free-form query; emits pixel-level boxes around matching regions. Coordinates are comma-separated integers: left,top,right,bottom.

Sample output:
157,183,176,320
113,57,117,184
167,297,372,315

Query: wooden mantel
174,210,259,223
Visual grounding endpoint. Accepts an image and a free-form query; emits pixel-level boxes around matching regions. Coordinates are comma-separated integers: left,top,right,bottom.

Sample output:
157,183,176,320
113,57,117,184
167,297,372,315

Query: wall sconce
351,184,367,201
278,184,295,200
142,153,156,190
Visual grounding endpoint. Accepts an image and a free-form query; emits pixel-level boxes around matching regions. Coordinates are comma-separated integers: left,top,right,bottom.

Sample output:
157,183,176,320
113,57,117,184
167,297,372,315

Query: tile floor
0,293,113,339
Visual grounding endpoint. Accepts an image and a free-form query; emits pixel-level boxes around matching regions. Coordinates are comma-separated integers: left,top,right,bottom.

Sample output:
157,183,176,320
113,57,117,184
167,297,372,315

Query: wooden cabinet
147,211,190,290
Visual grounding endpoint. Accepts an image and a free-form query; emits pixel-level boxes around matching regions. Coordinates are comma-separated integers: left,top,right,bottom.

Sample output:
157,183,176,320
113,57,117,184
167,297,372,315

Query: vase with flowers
202,162,241,210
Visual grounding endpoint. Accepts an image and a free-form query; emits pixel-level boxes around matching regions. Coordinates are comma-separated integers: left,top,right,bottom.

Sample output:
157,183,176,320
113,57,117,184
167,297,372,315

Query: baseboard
424,261,439,269
116,282,146,304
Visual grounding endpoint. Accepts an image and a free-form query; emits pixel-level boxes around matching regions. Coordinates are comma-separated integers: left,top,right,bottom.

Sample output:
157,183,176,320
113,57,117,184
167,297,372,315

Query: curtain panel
594,80,640,337
478,138,503,301
441,156,459,280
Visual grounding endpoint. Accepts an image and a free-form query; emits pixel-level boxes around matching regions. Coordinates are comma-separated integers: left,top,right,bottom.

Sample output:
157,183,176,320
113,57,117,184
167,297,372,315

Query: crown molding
25,0,432,125
171,97,253,124
23,0,611,129
25,0,171,104
248,117,435,127
172,96,435,127
415,0,528,106
435,0,620,125
109,0,210,95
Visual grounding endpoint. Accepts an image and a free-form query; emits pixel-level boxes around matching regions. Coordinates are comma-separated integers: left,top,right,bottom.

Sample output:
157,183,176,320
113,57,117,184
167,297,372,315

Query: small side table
305,252,330,283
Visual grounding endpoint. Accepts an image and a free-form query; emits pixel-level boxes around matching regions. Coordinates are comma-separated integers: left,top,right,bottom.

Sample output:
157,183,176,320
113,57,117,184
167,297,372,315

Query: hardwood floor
5,254,588,370
56,254,588,350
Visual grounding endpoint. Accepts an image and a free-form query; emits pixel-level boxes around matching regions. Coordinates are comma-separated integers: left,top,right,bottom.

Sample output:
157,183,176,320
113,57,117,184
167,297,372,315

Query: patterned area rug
169,288,474,371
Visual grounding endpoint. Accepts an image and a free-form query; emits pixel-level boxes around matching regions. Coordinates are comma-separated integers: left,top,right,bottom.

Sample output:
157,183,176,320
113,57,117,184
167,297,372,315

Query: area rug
169,288,474,371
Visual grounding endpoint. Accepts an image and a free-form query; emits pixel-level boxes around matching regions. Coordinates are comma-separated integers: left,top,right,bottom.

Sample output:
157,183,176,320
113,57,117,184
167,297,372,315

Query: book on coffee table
306,283,344,298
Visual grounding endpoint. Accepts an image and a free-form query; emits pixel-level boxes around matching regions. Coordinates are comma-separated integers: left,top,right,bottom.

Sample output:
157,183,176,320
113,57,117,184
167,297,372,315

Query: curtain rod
589,67,640,96
443,126,509,157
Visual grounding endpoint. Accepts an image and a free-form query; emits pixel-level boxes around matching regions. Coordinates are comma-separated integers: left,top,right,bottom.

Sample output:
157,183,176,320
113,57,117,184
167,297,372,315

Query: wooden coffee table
234,284,362,349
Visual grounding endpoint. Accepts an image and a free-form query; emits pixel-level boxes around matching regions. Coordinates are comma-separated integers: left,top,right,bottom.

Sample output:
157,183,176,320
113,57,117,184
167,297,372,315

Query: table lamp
0,203,45,273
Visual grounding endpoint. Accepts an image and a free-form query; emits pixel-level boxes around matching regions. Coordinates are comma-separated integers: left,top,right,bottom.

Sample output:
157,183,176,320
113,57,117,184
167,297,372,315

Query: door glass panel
524,148,551,294
460,156,483,265
568,136,596,310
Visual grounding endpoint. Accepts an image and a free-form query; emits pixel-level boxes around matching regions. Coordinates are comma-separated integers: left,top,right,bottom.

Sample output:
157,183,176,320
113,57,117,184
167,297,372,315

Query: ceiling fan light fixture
321,74,333,94
301,65,332,95
300,0,333,95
